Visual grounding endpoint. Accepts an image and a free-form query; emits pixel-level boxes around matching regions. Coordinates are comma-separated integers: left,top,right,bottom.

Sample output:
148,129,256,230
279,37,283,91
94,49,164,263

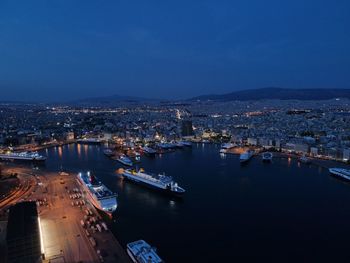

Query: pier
0,166,131,263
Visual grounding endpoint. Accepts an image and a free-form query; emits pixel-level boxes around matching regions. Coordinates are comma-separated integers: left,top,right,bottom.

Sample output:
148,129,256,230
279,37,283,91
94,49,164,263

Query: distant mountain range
190,88,350,101
71,94,157,106
2,88,350,105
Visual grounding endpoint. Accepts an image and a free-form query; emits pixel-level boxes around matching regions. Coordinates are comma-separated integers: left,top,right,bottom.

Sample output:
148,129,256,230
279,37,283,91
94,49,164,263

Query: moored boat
179,141,192,147
103,148,114,157
127,240,163,263
221,143,235,149
77,171,117,215
262,152,273,162
117,155,133,166
329,168,350,181
142,146,157,156
219,148,227,154
77,138,103,144
0,151,46,162
240,150,254,163
122,168,185,196
299,155,311,164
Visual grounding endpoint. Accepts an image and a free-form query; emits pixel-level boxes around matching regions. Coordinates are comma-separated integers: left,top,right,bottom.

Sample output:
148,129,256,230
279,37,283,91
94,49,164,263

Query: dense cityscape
0,99,349,162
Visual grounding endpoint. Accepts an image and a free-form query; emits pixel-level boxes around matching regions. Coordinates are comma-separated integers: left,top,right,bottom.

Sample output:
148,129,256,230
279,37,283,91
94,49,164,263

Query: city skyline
1,0,350,101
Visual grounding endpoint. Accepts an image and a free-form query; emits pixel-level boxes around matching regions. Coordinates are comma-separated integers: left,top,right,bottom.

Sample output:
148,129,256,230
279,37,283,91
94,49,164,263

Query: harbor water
41,143,350,262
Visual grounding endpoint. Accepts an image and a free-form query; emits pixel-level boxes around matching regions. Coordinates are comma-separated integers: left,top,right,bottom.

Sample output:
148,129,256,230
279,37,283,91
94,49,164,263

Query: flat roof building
6,201,42,263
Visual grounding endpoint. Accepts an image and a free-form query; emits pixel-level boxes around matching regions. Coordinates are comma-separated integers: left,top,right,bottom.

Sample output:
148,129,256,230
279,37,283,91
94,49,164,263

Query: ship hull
117,159,133,166
240,151,254,164
127,249,138,263
121,174,184,197
329,169,350,181
77,177,117,215
0,156,46,162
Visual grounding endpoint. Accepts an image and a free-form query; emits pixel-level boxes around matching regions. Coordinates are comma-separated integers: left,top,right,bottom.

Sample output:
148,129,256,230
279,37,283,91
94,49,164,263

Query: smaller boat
219,148,227,154
174,142,185,148
329,168,350,181
262,152,273,162
156,143,176,150
142,146,157,156
127,240,163,263
103,149,114,157
299,155,311,164
77,138,103,144
240,150,254,163
135,152,141,162
179,141,192,147
221,143,235,149
117,155,133,166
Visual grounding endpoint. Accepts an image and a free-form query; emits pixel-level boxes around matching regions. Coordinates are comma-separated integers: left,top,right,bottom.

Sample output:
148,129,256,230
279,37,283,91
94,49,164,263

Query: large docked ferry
77,172,117,215
329,168,350,181
240,150,254,163
127,240,163,263
122,168,185,196
0,151,46,162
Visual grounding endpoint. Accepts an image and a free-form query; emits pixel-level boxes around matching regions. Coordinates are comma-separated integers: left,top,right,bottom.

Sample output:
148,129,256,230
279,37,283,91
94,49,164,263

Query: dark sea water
40,143,350,263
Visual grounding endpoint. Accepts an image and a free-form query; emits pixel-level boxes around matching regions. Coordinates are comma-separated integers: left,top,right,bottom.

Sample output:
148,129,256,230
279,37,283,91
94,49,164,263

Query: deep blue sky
0,0,349,101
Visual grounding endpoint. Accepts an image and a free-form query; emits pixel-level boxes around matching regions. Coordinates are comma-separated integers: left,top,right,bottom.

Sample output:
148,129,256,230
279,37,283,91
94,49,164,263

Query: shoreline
222,146,349,169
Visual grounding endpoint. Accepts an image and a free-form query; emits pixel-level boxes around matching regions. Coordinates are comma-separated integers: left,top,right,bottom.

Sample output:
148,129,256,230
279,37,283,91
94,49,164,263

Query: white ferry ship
127,240,163,263
77,172,117,215
240,150,254,163
117,155,133,166
122,168,185,196
0,151,46,162
329,168,350,181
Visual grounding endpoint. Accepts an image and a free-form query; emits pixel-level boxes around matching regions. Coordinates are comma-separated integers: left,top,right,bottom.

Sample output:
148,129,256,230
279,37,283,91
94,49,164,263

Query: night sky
0,0,349,101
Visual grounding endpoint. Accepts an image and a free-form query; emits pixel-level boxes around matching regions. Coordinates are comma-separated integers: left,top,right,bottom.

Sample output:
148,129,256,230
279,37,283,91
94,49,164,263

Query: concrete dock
0,166,131,263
